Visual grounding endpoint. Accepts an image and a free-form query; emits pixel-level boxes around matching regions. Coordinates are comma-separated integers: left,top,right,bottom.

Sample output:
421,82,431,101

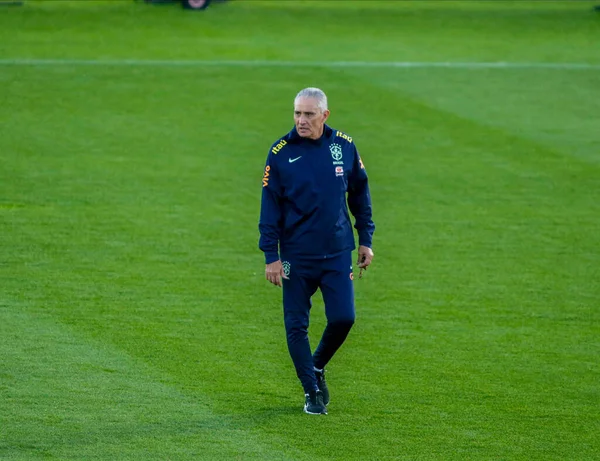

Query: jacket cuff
358,234,372,248
264,252,280,264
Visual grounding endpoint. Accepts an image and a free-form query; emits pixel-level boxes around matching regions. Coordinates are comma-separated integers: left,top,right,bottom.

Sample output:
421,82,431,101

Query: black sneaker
304,390,327,415
315,368,330,406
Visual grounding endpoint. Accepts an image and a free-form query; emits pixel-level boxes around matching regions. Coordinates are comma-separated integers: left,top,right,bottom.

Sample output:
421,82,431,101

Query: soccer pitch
1,1,599,459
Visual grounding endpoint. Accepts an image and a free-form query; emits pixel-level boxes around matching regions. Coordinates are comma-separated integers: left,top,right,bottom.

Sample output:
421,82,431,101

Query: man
259,87,375,415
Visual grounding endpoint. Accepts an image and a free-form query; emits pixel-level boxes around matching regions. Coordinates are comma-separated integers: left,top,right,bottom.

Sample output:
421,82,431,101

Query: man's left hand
357,245,374,278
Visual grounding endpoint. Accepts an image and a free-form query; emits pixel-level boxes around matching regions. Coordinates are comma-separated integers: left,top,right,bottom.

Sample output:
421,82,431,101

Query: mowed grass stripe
0,303,312,460
352,67,600,166
1,1,598,65
1,58,600,70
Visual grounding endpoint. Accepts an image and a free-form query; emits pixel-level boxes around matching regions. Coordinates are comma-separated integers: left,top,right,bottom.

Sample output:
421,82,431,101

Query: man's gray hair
295,87,328,112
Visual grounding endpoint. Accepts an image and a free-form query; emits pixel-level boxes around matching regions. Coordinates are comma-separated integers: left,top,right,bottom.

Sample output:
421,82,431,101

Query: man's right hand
265,260,289,287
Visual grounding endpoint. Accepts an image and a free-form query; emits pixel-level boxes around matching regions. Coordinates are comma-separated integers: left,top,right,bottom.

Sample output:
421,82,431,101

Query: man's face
294,97,330,140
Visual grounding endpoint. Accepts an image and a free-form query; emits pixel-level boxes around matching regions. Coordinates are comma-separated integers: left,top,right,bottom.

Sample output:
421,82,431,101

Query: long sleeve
347,146,375,248
258,154,283,263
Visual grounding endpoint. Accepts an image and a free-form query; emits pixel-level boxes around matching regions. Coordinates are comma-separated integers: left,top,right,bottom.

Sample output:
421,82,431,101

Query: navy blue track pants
281,251,356,393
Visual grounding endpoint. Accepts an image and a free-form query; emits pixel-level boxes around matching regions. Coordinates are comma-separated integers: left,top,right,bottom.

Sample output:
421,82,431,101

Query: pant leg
282,257,320,393
312,251,356,370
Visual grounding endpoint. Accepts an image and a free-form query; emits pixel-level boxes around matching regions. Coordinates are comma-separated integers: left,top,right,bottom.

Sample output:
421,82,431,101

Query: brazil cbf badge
330,144,343,165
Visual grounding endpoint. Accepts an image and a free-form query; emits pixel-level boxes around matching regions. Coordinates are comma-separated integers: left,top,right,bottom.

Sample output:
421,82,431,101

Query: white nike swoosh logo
289,156,302,163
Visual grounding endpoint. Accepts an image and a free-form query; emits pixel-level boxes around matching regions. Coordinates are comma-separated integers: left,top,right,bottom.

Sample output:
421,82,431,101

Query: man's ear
322,109,331,123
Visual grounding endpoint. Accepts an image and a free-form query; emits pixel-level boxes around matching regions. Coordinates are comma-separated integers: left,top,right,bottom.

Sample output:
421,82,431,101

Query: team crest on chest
330,143,343,165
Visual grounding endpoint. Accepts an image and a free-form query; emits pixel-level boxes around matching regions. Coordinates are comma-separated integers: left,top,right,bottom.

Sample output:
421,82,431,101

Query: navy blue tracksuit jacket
259,124,375,262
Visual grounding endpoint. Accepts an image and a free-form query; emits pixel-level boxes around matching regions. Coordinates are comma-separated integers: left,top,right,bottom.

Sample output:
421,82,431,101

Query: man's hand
357,245,374,279
265,260,289,287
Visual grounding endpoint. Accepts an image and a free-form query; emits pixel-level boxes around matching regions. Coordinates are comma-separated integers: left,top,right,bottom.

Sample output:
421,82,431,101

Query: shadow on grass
228,405,309,427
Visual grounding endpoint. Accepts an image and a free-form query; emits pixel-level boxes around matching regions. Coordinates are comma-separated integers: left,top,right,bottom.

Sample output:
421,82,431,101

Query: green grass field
1,1,599,459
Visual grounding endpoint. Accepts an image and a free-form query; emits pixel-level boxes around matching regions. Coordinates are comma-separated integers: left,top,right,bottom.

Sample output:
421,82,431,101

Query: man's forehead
294,97,319,112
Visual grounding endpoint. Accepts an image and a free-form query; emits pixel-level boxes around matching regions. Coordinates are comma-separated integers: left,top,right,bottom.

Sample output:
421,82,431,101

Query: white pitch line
0,59,599,70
